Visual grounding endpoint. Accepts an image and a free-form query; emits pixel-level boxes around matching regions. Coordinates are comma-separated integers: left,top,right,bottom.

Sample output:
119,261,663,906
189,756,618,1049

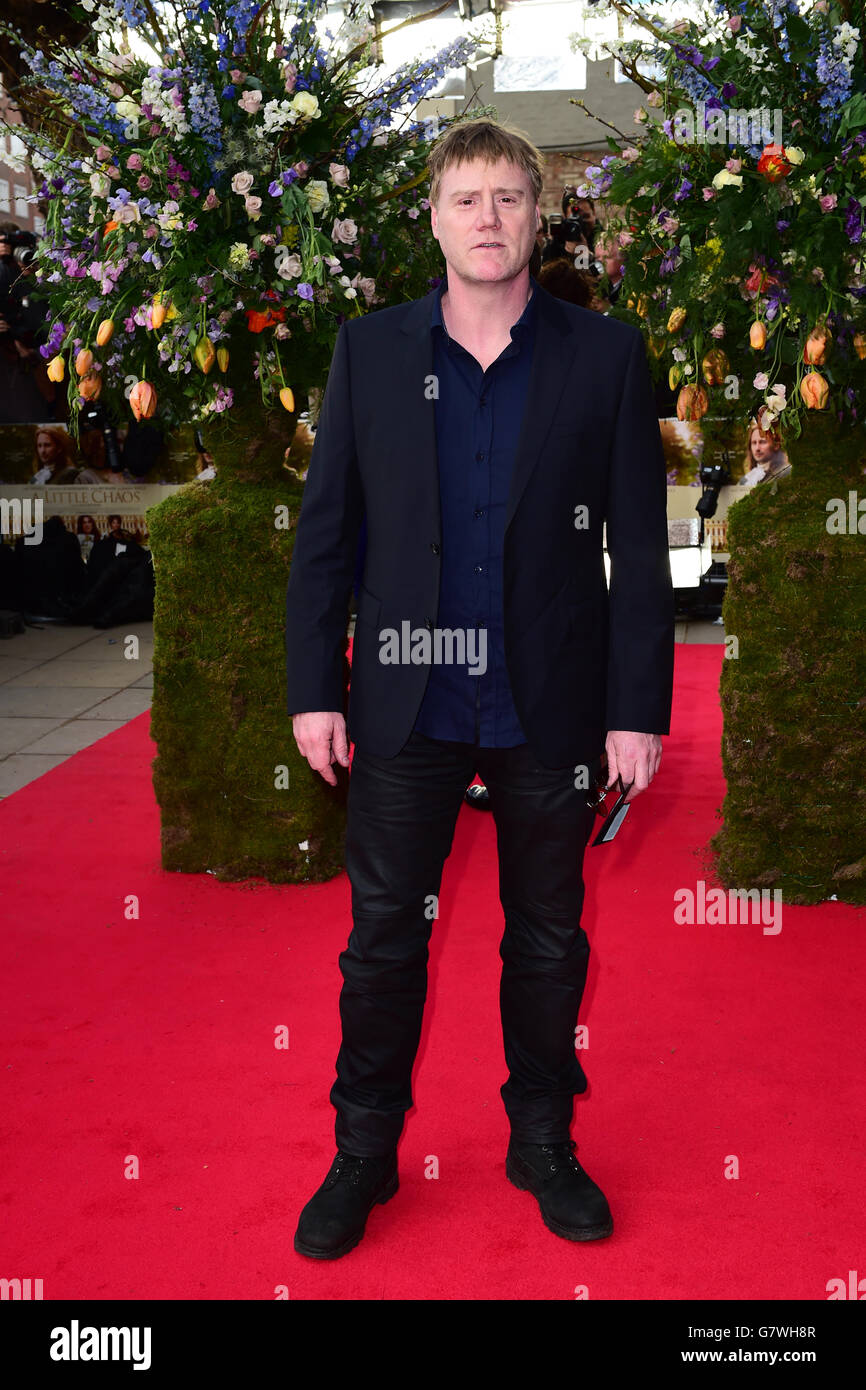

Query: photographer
541,189,604,276
0,225,57,424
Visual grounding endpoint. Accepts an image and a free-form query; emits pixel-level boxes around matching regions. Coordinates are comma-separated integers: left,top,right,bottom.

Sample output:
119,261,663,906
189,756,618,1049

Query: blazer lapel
504,284,576,531
396,278,577,535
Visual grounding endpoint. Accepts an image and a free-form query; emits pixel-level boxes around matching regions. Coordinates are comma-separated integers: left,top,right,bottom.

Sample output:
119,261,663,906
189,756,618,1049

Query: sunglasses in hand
586,765,634,846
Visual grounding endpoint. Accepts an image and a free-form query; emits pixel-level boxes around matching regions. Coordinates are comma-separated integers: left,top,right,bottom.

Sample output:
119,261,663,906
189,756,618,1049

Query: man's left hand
605,730,663,802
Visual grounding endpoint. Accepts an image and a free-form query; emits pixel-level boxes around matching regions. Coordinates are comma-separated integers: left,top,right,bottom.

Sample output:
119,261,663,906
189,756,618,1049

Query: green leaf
838,92,866,140
680,233,692,259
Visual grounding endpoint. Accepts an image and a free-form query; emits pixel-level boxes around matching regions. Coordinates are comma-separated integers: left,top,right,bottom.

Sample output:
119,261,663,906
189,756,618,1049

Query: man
285,118,674,1259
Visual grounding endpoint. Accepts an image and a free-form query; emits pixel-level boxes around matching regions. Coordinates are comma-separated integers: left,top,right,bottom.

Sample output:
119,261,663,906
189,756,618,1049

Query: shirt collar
431,273,539,340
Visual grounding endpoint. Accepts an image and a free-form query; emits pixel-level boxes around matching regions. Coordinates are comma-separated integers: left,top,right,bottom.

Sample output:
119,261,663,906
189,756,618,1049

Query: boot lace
539,1140,582,1176
325,1151,374,1188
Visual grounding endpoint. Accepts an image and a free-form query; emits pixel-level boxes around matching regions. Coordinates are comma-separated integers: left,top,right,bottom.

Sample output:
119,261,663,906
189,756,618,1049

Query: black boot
294,1149,399,1260
506,1139,613,1241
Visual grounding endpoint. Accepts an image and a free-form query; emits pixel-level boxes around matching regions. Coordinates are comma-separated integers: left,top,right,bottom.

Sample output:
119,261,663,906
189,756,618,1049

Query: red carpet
1,644,864,1300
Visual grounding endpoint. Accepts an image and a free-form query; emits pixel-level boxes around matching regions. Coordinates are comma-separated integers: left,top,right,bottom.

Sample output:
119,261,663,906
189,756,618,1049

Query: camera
0,229,39,329
696,457,732,519
80,401,123,474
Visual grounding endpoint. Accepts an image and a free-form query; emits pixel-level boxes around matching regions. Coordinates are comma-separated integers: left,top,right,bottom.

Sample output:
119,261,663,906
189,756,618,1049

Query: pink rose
332,217,359,244
328,162,350,188
95,144,112,163
202,188,220,211
819,193,837,212
106,165,121,179
230,69,243,83
238,89,263,115
702,187,716,201
283,61,298,93
244,195,263,220
725,158,742,173
728,15,742,32
136,174,152,191
127,153,143,172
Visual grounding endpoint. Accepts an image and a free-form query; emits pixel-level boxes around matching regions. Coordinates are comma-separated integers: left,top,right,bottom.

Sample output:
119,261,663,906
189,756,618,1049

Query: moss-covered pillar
713,413,866,904
146,387,350,883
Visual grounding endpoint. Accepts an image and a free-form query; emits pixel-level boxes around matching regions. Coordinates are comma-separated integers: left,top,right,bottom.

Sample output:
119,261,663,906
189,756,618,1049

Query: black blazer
285,279,674,768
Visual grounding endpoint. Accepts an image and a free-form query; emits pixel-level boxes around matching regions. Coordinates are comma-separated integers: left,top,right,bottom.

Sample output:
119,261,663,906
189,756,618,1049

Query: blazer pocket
354,582,382,631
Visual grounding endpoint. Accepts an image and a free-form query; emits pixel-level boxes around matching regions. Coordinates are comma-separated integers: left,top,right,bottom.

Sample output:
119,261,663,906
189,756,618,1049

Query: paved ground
0,616,724,799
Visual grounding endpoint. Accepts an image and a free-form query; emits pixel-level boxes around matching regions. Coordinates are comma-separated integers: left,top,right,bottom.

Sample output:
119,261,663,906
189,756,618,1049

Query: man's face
430,156,539,287
750,430,773,463
0,238,12,259
36,433,56,464
575,199,595,233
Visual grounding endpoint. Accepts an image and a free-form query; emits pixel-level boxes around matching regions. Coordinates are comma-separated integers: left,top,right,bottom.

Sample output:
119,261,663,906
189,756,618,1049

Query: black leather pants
331,730,601,1155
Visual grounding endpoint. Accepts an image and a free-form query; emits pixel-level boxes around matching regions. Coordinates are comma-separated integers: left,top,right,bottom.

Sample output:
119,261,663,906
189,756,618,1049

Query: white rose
231,170,254,196
306,180,329,214
90,172,110,198
116,201,141,224
291,91,320,120
276,249,302,278
328,162,350,187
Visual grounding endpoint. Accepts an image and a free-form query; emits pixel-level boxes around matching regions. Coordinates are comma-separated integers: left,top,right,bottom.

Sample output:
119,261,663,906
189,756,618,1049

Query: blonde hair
426,117,544,208
33,426,76,474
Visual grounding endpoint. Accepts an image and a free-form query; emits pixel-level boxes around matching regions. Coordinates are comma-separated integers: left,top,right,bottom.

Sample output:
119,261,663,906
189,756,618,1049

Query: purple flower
721,83,738,101
297,283,314,300
673,178,693,202
704,56,721,71
845,197,863,244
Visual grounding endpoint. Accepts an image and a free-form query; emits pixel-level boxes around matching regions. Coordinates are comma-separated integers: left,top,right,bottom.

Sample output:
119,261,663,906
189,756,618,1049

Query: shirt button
430,542,440,554
474,565,483,574
473,509,484,519
475,451,484,461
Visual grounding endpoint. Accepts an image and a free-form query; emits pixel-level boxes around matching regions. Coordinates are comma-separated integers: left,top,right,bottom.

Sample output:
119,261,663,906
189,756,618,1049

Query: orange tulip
46,355,65,383
151,294,170,329
279,386,295,412
246,306,286,333
676,384,709,421
667,307,686,333
749,322,767,350
854,333,866,360
75,348,93,377
799,371,828,409
129,379,157,420
78,372,102,401
702,348,729,386
194,336,216,374
756,143,791,182
669,364,682,390
103,221,119,237
96,319,115,348
803,326,831,365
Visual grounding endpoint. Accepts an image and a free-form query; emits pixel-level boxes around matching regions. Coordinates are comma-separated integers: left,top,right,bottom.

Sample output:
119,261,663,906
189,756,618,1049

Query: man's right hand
291,711,350,786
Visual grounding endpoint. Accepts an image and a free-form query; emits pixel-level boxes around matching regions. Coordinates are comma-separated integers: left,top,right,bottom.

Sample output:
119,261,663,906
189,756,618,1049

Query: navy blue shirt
412,275,538,746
